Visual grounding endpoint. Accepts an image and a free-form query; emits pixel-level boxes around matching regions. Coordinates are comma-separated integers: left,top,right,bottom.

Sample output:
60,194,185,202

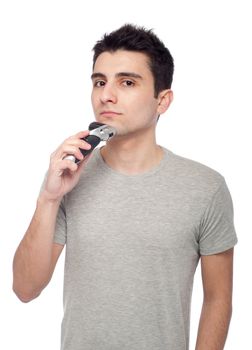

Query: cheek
125,91,157,112
133,95,158,120
91,91,96,106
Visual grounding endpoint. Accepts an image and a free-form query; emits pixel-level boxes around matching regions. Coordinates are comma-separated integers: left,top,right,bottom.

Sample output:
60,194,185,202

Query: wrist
37,191,62,207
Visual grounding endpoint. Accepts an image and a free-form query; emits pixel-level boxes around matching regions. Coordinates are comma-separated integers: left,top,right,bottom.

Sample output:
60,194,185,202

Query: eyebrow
91,72,143,80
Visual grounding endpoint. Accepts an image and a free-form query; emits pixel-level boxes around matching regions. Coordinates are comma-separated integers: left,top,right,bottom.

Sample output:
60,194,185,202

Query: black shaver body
64,122,117,164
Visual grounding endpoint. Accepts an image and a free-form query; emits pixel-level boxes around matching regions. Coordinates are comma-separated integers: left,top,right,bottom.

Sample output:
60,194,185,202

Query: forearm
195,298,232,350
12,194,60,301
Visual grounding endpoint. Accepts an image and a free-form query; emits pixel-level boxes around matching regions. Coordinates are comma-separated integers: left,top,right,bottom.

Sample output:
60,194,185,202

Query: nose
100,83,117,104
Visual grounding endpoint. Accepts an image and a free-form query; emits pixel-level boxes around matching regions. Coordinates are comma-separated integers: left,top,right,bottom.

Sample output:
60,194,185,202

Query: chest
65,179,202,257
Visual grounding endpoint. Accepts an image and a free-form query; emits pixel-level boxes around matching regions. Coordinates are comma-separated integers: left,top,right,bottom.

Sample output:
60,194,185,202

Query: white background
0,0,251,349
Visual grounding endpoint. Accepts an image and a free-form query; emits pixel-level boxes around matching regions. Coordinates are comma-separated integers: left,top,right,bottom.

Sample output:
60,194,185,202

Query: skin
195,248,234,349
12,132,92,301
12,49,234,350
91,50,173,175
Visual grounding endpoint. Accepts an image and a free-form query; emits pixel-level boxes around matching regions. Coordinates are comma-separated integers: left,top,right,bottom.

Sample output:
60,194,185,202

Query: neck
100,127,164,175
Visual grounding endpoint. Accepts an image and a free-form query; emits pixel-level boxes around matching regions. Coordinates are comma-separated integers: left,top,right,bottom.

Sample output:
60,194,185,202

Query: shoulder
162,147,225,196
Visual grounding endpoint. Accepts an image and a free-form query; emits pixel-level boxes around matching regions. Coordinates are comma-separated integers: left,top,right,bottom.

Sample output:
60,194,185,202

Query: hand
40,130,92,202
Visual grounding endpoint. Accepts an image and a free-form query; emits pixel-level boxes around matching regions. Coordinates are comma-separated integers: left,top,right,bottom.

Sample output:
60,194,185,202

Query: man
13,24,237,350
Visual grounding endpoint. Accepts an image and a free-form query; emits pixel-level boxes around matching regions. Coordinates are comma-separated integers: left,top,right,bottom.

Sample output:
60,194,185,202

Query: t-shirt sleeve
198,177,238,255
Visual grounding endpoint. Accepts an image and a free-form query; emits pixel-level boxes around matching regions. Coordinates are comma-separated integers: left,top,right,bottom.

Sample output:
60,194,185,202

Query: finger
62,152,92,176
51,146,82,163
50,146,93,179
62,145,85,162
75,151,93,170
53,141,91,162
66,138,92,151
70,130,90,140
73,157,88,175
58,158,79,173
52,136,91,160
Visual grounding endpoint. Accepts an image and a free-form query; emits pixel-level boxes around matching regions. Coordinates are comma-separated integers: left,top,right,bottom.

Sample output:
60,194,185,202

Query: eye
93,80,106,87
122,80,135,87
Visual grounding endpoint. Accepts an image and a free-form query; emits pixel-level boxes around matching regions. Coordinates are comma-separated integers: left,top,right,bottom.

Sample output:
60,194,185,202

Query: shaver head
89,122,117,141
63,122,117,164
88,122,104,131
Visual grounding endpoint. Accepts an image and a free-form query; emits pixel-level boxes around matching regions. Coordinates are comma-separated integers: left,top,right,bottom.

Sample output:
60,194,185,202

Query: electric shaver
64,122,117,164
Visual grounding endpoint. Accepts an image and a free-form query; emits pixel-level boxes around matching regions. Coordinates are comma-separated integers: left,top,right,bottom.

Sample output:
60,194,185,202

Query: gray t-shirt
54,146,237,350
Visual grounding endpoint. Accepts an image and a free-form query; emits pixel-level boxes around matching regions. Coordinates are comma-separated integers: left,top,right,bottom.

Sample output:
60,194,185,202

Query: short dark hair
92,24,174,98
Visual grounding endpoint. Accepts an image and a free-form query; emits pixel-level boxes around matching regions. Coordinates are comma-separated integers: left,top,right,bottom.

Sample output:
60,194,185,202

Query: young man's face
91,50,162,137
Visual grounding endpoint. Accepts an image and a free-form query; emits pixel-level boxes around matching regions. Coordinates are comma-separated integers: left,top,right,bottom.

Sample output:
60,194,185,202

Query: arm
195,248,234,350
12,131,92,302
12,196,64,302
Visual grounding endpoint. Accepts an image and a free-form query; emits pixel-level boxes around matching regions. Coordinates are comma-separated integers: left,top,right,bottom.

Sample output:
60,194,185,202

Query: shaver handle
64,134,101,164
79,134,101,160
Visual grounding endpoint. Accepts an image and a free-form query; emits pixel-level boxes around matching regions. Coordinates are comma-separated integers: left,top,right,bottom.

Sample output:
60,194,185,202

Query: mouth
100,111,122,117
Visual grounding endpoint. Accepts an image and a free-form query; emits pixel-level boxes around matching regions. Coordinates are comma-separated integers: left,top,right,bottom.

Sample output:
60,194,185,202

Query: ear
157,89,173,115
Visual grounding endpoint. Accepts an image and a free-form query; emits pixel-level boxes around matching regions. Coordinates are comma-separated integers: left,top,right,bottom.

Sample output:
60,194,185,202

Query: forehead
93,50,152,78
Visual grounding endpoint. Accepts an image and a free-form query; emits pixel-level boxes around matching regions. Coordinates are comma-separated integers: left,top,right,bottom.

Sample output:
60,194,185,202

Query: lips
100,111,122,116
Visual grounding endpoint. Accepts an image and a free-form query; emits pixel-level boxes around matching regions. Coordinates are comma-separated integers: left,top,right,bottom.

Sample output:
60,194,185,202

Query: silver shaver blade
90,124,117,140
